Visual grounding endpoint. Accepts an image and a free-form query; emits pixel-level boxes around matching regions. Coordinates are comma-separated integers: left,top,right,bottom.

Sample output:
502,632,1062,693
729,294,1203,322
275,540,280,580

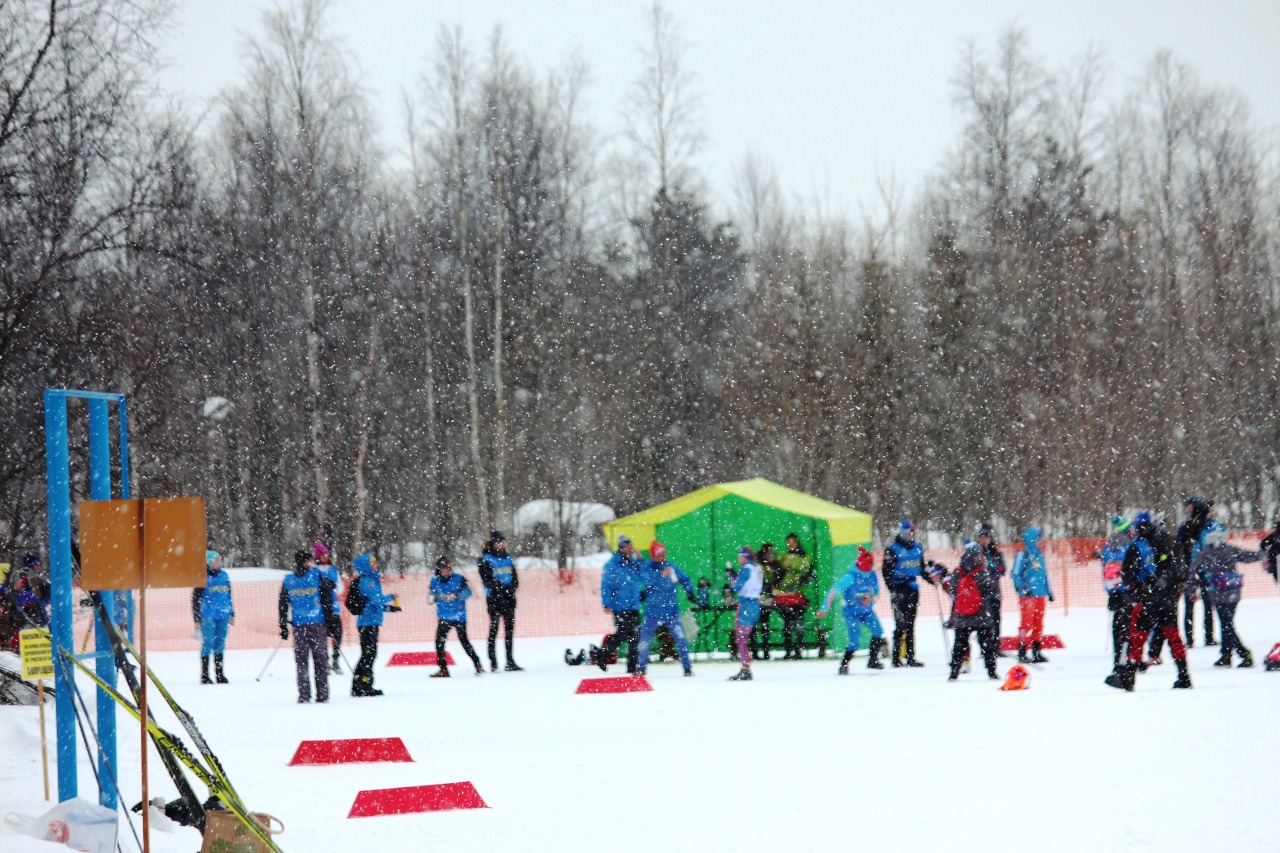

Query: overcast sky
156,1,1280,219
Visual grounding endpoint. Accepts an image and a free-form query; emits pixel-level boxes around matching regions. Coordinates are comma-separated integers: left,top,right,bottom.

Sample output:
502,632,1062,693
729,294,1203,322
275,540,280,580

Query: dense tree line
3,1,1277,565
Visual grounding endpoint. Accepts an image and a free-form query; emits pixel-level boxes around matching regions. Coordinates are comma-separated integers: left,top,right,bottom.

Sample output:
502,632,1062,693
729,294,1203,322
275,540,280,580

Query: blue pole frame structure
44,389,130,807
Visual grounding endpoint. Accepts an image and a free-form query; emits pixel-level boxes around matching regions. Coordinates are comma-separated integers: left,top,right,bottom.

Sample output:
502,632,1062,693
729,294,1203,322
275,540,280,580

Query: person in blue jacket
598,535,645,673
192,550,234,684
278,550,335,703
1011,528,1054,663
817,546,885,674
351,552,398,696
1100,516,1134,668
478,530,521,672
429,555,484,677
728,546,764,681
635,541,697,676
881,519,936,667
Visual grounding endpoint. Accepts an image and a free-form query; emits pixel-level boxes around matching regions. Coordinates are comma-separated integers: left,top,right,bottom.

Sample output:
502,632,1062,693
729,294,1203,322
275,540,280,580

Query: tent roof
603,478,871,547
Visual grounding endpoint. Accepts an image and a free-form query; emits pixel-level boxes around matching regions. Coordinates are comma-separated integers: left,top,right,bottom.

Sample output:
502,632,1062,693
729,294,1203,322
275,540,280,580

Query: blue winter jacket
640,560,695,622
1011,529,1053,598
199,568,235,621
430,572,472,622
884,538,926,590
601,550,645,612
829,567,879,616
281,569,326,626
353,553,395,628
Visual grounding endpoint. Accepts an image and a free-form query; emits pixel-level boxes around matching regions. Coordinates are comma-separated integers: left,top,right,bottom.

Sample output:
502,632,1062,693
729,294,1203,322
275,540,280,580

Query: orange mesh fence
72,533,1277,652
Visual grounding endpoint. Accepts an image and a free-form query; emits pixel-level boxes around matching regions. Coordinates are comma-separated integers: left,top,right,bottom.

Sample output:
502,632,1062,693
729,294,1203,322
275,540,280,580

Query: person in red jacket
944,542,999,681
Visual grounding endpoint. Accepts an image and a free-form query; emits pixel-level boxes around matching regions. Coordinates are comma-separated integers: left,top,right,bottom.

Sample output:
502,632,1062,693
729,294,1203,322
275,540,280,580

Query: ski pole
256,636,287,682
932,580,950,655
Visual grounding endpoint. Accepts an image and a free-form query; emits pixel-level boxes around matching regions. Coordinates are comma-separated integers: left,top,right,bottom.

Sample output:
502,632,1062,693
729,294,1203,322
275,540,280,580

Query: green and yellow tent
602,478,873,654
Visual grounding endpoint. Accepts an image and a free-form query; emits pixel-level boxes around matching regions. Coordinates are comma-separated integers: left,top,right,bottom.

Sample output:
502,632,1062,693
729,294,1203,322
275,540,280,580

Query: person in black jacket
1175,496,1216,646
1261,519,1280,583
943,543,999,681
1106,512,1190,691
976,523,1007,655
477,530,522,672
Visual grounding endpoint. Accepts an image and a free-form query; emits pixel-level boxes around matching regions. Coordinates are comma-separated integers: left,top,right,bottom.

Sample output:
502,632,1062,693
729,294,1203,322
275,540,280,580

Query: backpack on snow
345,577,367,615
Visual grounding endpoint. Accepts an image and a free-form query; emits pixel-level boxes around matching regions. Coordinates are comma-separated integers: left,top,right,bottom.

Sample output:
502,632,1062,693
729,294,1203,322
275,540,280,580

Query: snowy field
4,600,1279,852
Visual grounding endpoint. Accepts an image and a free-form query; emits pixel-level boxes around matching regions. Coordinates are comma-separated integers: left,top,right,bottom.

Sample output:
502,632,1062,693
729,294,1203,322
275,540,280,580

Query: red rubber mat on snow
386,651,455,666
289,738,414,765
575,675,652,694
1000,634,1065,651
348,782,488,817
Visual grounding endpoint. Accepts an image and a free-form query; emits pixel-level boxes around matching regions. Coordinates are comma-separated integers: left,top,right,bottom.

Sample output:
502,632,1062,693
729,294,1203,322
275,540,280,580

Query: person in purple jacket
1192,522,1263,668
428,555,484,677
817,546,885,674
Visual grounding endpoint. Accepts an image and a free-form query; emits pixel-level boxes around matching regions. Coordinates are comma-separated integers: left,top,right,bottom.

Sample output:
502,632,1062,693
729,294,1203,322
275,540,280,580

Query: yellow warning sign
19,628,53,681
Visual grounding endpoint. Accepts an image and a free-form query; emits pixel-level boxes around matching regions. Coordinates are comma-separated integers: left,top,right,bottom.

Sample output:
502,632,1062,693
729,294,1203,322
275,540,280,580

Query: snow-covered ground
3,601,1279,852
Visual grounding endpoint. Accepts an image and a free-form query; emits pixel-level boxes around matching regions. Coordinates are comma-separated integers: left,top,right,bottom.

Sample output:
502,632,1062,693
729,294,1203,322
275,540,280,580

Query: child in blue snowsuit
192,550,234,684
429,555,484,677
636,541,697,676
818,546,885,674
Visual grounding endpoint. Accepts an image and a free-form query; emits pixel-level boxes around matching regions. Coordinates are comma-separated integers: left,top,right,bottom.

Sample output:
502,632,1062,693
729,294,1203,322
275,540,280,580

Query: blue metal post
44,391,77,802
118,399,135,642
86,399,117,810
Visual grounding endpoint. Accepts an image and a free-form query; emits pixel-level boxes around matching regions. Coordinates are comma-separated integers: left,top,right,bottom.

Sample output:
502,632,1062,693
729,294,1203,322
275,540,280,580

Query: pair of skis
71,593,282,851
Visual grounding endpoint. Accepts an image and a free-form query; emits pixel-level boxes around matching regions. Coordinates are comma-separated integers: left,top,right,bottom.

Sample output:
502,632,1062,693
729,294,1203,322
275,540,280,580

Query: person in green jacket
772,533,817,660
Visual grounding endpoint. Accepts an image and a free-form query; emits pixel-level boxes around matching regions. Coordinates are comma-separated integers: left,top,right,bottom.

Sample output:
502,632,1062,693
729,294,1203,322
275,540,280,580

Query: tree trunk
492,166,507,527
352,257,385,553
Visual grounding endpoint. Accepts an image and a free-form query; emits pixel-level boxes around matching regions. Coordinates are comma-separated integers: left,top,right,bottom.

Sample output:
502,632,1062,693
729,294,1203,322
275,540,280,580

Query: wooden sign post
80,496,206,853
20,627,54,801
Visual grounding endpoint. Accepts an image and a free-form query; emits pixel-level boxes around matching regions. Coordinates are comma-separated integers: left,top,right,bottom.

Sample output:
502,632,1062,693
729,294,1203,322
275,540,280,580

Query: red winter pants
1127,602,1186,663
1017,596,1046,645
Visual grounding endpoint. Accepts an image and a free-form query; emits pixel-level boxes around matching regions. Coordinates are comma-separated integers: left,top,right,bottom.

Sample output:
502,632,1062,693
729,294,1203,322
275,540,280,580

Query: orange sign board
80,497,207,590
80,499,143,591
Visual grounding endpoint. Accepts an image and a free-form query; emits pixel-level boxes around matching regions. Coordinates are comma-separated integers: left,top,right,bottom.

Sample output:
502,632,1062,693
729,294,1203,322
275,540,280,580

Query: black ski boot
430,668,450,678
214,654,229,684
904,631,924,666
1017,644,1029,663
200,656,212,685
948,664,961,682
331,651,341,674
728,668,753,681
504,661,524,672
1213,651,1232,667
1031,642,1049,664
1239,650,1254,668
565,649,585,666
1172,659,1192,689
867,638,885,670
838,649,854,675
1105,663,1136,692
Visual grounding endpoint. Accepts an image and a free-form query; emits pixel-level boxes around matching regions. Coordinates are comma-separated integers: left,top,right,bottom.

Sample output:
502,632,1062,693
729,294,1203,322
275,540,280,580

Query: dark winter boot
867,638,885,670
1016,644,1029,663
430,668,450,678
948,664,961,681
1172,659,1192,689
332,651,341,674
214,654,228,684
1205,635,1218,646
504,661,524,672
891,628,904,667
1239,650,1254,668
1105,663,1136,692
728,668,753,681
1213,651,1232,667
200,656,211,685
1031,642,1049,664
838,649,854,675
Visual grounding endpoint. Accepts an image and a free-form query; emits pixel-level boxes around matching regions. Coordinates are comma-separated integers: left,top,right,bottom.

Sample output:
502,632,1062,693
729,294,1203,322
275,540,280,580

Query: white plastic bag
5,797,118,853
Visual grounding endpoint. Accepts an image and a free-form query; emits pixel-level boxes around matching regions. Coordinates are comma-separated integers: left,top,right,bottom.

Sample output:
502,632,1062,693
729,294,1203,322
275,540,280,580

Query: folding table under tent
602,478,873,655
